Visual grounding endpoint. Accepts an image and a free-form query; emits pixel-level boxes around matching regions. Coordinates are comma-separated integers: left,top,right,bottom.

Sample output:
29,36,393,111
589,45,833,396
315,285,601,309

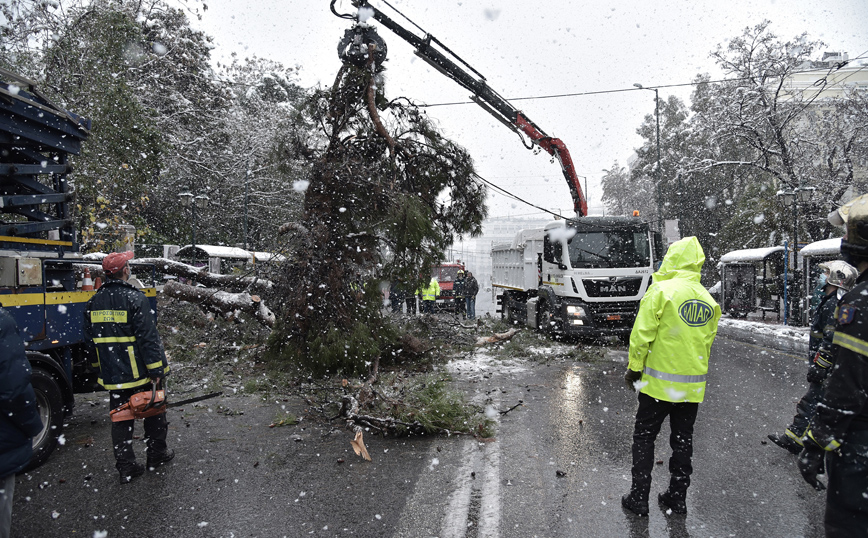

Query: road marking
440,437,501,538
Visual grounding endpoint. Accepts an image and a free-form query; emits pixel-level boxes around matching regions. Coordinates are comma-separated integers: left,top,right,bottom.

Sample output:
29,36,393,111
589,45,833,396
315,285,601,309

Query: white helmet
820,260,857,291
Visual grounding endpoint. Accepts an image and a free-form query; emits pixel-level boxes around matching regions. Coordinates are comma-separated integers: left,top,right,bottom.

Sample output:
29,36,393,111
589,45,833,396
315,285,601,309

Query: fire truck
0,69,157,468
431,262,465,312
332,2,666,338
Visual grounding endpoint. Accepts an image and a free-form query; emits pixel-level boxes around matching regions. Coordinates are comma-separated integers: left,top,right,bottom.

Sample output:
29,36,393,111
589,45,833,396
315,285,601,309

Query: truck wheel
26,367,64,471
540,302,562,336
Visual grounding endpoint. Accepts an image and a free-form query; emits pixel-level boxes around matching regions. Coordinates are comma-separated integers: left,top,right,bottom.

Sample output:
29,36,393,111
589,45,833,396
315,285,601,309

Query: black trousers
630,392,699,501
825,428,868,538
109,388,169,469
789,380,823,437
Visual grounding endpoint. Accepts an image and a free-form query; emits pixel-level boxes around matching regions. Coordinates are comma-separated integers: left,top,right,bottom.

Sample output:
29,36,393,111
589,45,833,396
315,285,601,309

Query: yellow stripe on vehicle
832,331,868,358
492,284,525,291
542,281,564,286
0,294,45,307
0,235,73,247
46,291,95,304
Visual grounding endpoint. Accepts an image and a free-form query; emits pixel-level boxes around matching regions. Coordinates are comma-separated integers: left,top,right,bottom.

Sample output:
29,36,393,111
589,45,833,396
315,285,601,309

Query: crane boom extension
343,1,588,217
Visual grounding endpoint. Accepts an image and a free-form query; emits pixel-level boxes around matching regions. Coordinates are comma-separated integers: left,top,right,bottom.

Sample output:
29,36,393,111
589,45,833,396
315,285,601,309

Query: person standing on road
419,276,440,314
768,260,856,454
465,271,479,320
621,236,721,517
0,306,43,538
84,251,174,484
454,270,466,318
798,196,868,536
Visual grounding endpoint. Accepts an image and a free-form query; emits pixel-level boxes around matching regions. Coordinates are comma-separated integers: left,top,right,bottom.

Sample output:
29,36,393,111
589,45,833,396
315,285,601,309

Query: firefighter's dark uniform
802,269,868,537
787,290,838,438
84,279,170,471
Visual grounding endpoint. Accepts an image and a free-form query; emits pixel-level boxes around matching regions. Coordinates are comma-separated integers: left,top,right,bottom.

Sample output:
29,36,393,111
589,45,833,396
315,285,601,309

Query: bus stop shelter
718,246,785,321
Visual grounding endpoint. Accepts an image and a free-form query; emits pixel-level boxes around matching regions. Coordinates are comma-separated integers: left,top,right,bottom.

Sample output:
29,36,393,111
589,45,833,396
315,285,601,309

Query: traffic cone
93,277,102,290
82,268,94,291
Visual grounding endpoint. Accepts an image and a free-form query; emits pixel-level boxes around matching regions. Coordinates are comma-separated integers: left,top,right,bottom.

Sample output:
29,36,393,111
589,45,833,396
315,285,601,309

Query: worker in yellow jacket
621,236,721,517
418,277,440,315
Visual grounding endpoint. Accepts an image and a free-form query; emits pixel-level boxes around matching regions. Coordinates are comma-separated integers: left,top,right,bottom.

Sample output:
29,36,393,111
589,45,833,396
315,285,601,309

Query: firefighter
798,196,868,536
454,270,466,318
621,237,721,517
419,277,440,314
768,260,856,454
84,251,174,484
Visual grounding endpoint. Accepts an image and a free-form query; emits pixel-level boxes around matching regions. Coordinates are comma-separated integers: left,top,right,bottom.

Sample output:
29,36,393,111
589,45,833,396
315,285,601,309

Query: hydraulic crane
332,0,588,217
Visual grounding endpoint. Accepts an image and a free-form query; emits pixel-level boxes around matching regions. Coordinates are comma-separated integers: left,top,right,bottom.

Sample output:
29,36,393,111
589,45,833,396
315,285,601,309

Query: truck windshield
568,230,651,269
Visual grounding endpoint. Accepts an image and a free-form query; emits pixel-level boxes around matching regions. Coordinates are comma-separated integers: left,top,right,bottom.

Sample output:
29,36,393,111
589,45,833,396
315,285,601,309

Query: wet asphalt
11,333,825,538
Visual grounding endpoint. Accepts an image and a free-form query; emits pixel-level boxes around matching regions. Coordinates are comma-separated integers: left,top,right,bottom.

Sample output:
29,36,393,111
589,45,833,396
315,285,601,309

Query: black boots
118,462,145,484
767,433,803,455
623,489,688,516
118,449,174,484
146,448,175,469
621,493,649,516
658,490,688,514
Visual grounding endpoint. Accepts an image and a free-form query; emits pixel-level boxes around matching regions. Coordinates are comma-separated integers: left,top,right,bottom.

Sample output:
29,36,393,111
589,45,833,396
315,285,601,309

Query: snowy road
11,334,826,537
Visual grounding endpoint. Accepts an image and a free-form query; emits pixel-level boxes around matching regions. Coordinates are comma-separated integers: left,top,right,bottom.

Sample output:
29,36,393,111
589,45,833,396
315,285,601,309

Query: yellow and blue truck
0,68,157,469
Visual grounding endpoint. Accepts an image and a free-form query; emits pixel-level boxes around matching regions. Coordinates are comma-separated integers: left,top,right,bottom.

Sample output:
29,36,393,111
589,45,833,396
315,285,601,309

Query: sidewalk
716,314,809,357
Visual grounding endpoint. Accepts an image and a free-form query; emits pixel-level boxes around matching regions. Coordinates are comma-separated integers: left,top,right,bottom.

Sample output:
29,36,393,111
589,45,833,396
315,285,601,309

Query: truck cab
494,217,664,340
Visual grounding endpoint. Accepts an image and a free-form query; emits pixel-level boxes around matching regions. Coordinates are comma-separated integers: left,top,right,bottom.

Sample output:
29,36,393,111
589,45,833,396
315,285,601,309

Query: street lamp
776,186,814,325
179,189,210,266
634,83,662,232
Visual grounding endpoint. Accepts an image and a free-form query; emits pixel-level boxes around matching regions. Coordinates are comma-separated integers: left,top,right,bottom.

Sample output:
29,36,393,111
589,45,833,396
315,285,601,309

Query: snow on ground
444,348,530,379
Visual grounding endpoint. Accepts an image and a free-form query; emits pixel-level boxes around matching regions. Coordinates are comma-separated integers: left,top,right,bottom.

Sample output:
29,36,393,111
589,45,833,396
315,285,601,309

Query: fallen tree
162,280,275,328
77,257,274,294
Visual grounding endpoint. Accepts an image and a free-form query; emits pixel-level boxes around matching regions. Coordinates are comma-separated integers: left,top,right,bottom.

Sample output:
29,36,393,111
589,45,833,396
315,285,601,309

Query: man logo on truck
679,299,715,327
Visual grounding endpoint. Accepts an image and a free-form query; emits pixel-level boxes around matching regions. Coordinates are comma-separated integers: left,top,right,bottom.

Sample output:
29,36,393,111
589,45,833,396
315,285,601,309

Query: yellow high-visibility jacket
627,236,721,403
419,278,440,301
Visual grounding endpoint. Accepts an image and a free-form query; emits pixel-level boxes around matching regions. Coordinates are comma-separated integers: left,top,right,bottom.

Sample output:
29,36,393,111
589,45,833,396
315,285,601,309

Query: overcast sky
188,0,868,220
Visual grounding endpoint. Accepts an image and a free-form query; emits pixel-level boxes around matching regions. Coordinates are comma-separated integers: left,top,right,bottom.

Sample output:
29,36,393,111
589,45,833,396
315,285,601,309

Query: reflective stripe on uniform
810,330,824,340
128,346,138,378
643,366,707,384
146,360,164,370
93,336,136,344
98,376,151,390
832,331,868,358
807,429,841,452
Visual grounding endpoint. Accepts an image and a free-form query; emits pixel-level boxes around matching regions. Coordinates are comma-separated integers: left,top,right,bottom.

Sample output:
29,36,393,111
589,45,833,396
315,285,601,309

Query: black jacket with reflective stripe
809,271,868,450
83,279,169,390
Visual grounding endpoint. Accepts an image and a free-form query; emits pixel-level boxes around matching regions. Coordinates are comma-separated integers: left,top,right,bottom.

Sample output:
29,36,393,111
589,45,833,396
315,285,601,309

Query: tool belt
110,383,166,422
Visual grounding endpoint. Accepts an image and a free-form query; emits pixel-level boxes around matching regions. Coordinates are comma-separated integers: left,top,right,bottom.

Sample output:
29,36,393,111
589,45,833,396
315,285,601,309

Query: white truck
493,217,664,339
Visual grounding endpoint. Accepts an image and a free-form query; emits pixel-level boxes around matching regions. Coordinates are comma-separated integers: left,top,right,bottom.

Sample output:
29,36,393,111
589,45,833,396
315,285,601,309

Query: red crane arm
514,114,588,217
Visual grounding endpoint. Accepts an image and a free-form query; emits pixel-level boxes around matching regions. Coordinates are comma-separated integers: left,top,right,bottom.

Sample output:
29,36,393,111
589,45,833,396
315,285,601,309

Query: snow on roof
719,246,785,263
799,237,841,258
253,251,286,262
175,245,254,261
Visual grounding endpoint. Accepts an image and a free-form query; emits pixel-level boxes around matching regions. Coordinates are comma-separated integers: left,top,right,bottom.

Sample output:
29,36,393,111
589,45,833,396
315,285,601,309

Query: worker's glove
806,364,828,384
797,443,827,491
624,369,643,392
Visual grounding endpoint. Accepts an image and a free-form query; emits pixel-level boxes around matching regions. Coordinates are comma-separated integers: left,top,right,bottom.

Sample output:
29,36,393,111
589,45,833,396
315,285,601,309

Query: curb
716,318,809,358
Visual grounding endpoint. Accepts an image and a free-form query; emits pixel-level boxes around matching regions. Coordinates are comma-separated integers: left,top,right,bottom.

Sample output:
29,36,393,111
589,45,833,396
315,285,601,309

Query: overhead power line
420,54,868,108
